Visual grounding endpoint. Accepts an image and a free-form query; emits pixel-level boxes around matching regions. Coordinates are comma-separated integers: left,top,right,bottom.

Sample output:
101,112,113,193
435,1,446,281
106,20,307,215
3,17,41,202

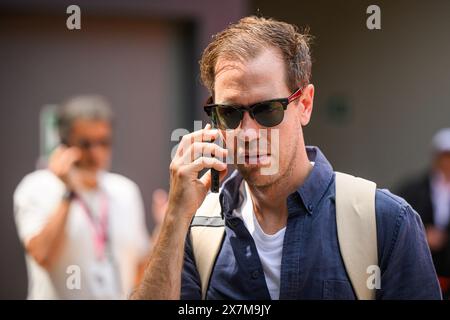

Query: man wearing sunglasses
132,16,441,299
14,95,151,299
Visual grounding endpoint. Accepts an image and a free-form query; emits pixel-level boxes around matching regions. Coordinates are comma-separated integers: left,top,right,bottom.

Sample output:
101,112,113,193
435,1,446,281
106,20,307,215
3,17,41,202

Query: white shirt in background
14,170,150,300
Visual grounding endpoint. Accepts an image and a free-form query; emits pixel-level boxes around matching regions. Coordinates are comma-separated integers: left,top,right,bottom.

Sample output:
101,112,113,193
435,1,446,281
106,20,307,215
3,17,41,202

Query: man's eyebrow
221,100,240,106
218,96,276,107
216,97,242,105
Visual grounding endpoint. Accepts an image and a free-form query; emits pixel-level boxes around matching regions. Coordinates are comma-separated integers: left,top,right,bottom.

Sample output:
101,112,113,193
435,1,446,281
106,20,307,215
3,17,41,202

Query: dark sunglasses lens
215,107,242,129
253,101,285,127
79,140,91,149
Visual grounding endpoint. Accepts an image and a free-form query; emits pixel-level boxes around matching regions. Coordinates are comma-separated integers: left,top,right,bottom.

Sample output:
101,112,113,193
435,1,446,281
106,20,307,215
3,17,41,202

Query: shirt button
251,270,260,279
308,204,314,212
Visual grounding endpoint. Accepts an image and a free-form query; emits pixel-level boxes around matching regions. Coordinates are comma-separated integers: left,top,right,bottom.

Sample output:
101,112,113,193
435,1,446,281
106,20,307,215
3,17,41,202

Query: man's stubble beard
237,131,299,192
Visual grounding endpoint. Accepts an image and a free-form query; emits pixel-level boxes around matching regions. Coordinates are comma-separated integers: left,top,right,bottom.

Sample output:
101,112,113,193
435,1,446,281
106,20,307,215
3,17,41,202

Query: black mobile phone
210,117,220,193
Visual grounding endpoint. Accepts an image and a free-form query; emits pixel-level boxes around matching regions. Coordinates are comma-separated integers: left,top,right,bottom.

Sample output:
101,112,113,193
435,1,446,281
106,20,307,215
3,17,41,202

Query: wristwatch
62,189,76,202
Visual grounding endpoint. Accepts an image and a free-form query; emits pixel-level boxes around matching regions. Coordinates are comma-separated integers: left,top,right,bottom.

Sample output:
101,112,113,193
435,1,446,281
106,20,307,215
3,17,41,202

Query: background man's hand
426,226,449,252
48,145,82,190
151,189,168,226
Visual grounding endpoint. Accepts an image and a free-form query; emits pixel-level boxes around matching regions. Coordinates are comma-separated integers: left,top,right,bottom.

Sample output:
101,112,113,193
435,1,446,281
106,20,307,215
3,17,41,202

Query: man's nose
237,111,259,141
88,144,106,158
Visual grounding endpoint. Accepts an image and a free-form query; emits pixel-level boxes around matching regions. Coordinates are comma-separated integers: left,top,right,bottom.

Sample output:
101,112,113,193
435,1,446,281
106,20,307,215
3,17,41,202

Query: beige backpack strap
335,172,378,300
190,192,225,300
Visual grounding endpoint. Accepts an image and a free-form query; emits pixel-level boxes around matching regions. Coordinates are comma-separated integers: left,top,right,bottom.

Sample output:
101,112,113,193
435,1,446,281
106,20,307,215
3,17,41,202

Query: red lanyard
75,192,109,260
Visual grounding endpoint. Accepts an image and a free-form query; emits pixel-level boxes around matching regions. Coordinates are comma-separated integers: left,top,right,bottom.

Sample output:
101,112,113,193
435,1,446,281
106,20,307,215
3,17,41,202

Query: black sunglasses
75,138,112,150
203,88,303,129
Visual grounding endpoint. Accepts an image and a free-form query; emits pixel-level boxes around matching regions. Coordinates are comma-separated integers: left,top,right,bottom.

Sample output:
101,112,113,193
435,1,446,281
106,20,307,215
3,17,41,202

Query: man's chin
237,164,279,188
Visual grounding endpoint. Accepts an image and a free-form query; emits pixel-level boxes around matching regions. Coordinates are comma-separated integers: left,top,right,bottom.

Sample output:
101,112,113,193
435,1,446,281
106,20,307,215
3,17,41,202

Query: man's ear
298,84,314,126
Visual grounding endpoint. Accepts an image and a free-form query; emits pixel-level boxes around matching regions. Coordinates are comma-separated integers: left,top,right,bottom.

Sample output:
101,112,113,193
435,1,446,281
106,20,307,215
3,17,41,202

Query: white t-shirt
14,170,150,300
233,181,286,300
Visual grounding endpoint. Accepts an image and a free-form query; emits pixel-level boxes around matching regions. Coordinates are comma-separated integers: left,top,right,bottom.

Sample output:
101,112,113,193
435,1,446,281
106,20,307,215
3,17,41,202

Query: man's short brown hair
200,16,312,96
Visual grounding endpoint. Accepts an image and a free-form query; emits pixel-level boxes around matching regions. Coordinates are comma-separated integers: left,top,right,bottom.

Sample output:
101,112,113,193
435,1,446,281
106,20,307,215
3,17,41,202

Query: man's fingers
65,147,82,164
177,125,220,158
199,167,228,190
187,157,227,173
57,148,79,171
180,141,228,164
49,146,82,179
48,145,66,164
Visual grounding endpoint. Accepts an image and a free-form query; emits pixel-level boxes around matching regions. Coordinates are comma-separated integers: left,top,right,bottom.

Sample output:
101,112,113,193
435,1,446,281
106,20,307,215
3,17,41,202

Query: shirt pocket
323,279,356,300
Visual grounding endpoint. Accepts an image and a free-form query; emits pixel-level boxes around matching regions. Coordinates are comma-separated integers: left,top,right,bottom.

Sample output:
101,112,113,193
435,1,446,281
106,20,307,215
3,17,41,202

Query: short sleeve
13,171,65,245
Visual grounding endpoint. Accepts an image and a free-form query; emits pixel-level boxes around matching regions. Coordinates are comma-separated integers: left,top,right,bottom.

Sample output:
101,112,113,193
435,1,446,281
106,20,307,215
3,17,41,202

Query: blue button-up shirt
181,146,442,299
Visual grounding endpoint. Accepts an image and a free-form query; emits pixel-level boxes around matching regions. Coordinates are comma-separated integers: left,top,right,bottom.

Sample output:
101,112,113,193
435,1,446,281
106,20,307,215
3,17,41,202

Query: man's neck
246,149,313,234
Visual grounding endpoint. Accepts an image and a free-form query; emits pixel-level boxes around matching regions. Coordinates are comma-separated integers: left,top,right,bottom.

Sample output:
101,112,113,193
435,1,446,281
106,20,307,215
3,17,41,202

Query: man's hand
167,123,228,221
48,145,81,190
130,124,228,300
48,145,99,190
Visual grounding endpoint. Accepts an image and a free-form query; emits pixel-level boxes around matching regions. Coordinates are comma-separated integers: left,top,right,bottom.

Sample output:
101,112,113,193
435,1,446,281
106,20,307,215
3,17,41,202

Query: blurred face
67,119,112,172
435,152,450,181
214,48,314,188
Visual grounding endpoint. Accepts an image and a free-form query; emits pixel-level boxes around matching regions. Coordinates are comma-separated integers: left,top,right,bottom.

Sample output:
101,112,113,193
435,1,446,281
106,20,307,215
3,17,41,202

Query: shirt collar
219,169,243,219
295,146,334,215
219,146,334,218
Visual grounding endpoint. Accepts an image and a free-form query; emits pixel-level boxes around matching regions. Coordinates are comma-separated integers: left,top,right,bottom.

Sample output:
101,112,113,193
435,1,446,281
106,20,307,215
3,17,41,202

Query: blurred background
1,0,450,299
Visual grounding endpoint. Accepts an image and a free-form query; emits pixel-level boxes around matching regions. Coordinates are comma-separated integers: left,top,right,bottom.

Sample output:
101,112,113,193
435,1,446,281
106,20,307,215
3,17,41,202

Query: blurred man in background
13,95,151,299
398,128,450,298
